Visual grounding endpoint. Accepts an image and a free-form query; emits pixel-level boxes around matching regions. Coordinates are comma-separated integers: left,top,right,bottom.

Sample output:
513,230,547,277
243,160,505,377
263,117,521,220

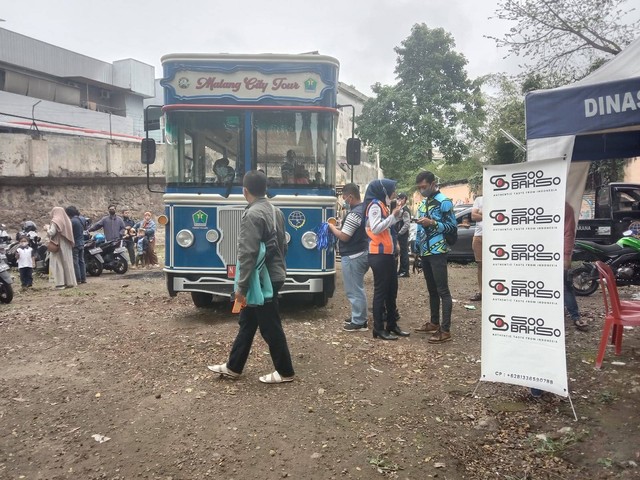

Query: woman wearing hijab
46,206,77,290
364,179,410,340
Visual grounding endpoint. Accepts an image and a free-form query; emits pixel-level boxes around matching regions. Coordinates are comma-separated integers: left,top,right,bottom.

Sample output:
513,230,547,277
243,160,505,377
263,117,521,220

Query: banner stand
470,381,578,422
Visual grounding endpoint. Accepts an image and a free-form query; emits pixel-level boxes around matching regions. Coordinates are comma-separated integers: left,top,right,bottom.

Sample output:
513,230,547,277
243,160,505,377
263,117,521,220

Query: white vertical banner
481,158,569,397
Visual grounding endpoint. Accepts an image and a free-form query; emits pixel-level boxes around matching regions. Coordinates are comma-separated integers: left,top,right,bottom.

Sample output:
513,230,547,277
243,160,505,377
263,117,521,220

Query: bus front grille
218,208,244,266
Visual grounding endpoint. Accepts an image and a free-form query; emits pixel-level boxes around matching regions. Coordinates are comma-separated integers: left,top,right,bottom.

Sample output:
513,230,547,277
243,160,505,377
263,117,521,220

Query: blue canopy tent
525,36,640,214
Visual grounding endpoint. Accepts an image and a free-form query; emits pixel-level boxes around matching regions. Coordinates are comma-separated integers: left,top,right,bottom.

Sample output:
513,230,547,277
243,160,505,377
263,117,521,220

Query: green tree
357,24,485,181
480,73,551,165
489,0,640,81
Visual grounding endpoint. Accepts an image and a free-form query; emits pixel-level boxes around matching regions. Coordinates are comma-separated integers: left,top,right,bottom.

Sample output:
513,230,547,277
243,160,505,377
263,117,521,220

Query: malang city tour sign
164,70,328,101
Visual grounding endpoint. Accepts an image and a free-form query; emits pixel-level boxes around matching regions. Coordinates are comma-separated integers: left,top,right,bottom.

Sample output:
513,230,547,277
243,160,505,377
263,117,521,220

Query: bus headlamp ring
301,231,317,250
176,229,195,247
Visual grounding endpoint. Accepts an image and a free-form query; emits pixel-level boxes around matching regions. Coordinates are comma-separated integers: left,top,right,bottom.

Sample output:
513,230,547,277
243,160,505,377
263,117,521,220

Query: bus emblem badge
193,210,208,228
178,77,190,89
304,78,317,92
288,211,306,230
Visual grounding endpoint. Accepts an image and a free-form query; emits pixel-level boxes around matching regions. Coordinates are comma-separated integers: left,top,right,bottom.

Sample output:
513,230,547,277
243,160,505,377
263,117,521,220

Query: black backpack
433,192,458,246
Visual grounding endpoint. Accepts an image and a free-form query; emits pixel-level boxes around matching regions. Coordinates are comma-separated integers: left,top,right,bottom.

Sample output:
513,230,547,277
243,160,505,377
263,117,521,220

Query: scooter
84,236,128,276
0,244,14,304
570,232,640,296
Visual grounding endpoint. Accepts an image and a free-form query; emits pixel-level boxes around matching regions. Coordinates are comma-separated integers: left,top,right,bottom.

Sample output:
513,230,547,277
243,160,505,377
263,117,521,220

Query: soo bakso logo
511,280,560,299
490,175,510,191
489,244,561,262
489,170,561,191
488,279,509,296
489,279,560,299
489,210,510,225
490,207,561,226
488,313,561,337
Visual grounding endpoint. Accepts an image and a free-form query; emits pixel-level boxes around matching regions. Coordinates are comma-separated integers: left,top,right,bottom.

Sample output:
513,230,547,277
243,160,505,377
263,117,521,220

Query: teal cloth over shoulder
233,242,273,306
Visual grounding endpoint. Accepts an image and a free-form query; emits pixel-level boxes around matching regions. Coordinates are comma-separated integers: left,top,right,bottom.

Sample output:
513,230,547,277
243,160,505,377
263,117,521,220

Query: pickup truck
576,182,640,244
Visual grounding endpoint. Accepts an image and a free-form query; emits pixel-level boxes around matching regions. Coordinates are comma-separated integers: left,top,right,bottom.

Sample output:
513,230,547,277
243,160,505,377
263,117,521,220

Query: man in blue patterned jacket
413,171,457,344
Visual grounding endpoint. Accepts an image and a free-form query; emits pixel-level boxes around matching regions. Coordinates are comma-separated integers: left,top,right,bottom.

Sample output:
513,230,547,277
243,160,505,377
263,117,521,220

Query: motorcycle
0,244,14,303
570,232,640,296
84,235,128,276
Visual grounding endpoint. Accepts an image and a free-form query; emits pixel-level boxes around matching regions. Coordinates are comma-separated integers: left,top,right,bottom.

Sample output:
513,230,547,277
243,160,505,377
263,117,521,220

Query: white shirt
472,196,483,237
16,246,34,269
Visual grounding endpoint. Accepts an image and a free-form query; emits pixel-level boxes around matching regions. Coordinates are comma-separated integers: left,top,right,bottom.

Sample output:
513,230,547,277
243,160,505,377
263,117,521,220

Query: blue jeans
73,246,86,283
341,252,369,326
564,270,579,320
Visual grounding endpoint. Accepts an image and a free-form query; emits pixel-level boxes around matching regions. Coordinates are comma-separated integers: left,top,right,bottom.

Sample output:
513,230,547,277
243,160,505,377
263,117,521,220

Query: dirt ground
1,259,640,480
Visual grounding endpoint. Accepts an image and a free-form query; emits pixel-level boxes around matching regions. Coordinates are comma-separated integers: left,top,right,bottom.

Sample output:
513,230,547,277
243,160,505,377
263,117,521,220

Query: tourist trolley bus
142,53,348,308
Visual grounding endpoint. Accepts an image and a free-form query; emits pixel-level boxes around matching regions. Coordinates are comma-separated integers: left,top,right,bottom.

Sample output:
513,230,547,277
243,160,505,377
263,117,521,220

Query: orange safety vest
366,200,394,255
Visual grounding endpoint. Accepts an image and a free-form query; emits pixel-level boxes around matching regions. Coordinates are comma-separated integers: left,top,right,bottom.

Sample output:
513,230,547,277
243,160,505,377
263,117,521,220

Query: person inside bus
364,178,409,340
294,164,310,184
281,150,296,184
213,156,235,184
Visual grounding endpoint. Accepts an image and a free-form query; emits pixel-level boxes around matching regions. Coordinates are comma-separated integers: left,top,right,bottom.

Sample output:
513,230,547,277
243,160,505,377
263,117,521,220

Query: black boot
373,329,398,341
387,325,410,337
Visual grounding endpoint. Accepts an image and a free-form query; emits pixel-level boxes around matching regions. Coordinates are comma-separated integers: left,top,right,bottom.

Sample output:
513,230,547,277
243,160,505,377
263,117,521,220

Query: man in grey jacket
208,170,294,384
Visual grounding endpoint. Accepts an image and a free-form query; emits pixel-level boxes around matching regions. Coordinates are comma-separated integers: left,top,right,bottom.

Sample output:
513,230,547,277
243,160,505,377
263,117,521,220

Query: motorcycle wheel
571,265,599,296
113,257,128,274
0,282,13,304
86,257,103,277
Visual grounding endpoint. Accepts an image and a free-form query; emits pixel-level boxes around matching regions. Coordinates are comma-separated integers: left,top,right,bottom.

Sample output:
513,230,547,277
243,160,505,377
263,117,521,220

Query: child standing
135,228,149,268
15,236,36,288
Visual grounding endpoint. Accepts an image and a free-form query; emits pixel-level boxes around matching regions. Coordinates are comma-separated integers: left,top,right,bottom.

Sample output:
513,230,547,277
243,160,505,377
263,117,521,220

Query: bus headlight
176,229,195,247
206,229,220,243
285,232,291,244
157,214,169,226
301,231,317,250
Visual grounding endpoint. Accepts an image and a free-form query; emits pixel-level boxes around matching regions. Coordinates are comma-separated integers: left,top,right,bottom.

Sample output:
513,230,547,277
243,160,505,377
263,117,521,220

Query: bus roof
161,53,340,68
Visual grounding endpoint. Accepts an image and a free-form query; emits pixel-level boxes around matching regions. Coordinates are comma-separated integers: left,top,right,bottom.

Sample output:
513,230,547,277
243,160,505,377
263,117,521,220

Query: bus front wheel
191,292,214,308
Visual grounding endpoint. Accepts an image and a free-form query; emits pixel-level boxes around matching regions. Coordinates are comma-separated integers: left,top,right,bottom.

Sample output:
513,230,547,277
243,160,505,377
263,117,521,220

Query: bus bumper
166,271,329,298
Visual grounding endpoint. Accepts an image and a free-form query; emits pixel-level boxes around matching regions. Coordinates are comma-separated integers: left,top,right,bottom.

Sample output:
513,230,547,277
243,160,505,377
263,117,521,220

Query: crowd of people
328,172,460,343
14,206,161,290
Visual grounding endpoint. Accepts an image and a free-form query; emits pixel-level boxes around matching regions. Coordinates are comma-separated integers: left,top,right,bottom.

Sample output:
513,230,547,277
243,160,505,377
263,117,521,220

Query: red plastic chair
594,261,640,369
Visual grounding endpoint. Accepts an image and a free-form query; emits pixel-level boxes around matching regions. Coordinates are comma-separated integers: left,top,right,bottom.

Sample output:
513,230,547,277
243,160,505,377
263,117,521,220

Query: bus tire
313,291,329,307
192,292,214,308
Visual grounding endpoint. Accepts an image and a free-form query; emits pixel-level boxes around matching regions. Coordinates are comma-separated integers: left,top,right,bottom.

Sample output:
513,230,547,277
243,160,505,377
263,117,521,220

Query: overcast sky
3,0,525,95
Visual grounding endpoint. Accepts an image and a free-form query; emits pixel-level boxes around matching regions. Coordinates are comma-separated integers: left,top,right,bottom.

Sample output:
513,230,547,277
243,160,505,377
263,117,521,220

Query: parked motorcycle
84,234,128,276
0,244,14,303
570,233,640,296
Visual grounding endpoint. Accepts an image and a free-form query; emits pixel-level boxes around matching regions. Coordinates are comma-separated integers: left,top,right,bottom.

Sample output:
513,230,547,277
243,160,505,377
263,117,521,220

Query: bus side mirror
346,138,361,166
141,138,156,165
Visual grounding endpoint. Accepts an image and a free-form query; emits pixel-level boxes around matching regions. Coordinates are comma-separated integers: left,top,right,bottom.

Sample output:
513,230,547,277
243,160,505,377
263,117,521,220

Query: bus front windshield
165,111,244,187
164,109,335,188
254,111,335,188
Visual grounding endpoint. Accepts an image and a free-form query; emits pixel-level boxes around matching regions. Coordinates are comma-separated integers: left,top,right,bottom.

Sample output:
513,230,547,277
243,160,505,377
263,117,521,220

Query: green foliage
489,0,639,81
587,159,627,190
357,24,485,182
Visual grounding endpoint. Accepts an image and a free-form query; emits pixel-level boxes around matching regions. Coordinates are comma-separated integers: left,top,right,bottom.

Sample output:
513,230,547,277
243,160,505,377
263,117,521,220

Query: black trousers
421,254,452,332
397,232,410,275
227,282,294,377
369,254,399,332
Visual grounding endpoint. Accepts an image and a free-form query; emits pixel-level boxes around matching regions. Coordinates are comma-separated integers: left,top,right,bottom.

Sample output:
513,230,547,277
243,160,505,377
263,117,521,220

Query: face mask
342,201,349,209
109,210,116,215
420,186,433,197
